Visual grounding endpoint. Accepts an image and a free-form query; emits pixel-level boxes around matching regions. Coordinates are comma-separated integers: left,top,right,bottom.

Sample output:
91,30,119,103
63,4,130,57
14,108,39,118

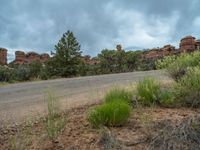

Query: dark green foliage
52,30,82,77
29,61,42,79
105,88,133,104
39,68,49,80
97,49,142,74
125,51,142,71
0,66,15,82
15,65,31,81
88,101,131,128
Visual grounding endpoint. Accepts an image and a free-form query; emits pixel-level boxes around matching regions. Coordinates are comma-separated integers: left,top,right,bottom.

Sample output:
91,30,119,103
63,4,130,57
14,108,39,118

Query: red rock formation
141,45,175,60
180,36,196,53
142,35,200,60
13,51,50,65
82,55,99,65
14,51,26,65
26,52,40,64
40,53,50,63
82,55,91,64
0,48,7,65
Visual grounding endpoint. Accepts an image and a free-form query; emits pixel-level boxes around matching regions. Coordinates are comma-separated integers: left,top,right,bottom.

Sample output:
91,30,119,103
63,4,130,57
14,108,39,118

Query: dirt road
0,70,168,123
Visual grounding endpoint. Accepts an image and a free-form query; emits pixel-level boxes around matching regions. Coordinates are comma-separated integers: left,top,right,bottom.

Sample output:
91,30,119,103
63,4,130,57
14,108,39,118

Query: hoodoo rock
14,51,26,65
26,52,40,63
0,48,7,65
180,36,196,53
142,35,200,60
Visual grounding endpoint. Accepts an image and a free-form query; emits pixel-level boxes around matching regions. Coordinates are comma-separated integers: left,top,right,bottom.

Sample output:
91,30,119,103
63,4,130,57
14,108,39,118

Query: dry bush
148,115,200,150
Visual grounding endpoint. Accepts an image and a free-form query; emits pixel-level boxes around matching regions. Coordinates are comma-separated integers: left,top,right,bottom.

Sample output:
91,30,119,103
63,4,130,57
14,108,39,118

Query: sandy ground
0,70,168,124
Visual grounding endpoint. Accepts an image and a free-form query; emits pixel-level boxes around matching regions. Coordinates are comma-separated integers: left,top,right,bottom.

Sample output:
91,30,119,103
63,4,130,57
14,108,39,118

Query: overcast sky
1,0,200,61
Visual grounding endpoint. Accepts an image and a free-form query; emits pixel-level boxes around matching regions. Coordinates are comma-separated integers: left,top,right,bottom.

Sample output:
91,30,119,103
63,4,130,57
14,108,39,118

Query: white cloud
103,6,180,49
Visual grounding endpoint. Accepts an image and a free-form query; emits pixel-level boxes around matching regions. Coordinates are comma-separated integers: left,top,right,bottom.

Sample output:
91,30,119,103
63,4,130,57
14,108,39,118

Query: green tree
54,30,82,77
125,50,142,71
98,49,117,74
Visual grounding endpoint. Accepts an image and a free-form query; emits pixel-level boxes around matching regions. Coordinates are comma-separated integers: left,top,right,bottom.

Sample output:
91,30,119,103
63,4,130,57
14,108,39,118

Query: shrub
174,67,200,107
156,55,177,69
88,101,131,128
156,51,200,81
29,62,42,78
0,66,15,82
15,65,31,81
104,88,133,104
136,78,161,106
159,90,175,107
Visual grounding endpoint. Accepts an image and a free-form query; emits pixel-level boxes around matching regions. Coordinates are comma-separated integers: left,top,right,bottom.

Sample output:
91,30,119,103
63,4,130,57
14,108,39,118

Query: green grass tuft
104,88,133,104
136,77,160,106
88,101,131,128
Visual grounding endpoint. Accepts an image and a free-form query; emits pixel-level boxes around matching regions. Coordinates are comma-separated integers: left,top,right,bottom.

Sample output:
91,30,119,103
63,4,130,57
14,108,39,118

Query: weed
44,92,67,140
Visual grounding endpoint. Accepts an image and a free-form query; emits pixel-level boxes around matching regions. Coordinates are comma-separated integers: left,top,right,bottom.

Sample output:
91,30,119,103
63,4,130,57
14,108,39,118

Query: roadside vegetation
0,30,157,83
1,49,200,149
44,92,67,140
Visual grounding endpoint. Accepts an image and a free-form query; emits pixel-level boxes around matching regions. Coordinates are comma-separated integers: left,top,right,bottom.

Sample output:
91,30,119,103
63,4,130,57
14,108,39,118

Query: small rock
3,130,8,134
53,139,59,143
57,143,65,149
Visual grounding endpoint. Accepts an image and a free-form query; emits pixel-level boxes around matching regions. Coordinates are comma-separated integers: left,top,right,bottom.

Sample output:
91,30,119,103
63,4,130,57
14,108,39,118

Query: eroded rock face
180,36,196,53
15,51,26,65
40,53,50,63
26,52,40,63
141,45,176,60
0,48,7,65
142,35,200,60
13,51,50,65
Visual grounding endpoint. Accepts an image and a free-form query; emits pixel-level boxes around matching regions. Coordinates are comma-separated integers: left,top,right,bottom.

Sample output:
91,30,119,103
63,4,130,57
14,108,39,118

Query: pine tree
54,30,82,77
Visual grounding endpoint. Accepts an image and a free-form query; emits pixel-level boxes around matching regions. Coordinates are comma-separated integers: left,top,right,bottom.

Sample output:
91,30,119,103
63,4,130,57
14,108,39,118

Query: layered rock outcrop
142,35,200,60
141,45,176,60
0,48,7,65
180,36,196,53
13,51,50,65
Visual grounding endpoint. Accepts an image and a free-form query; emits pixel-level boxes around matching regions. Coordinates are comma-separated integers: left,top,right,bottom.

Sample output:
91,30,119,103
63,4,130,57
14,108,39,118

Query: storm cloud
1,0,200,61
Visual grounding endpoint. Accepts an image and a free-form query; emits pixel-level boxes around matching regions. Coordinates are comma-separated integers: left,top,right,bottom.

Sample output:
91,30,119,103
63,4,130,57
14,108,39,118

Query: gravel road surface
0,70,168,123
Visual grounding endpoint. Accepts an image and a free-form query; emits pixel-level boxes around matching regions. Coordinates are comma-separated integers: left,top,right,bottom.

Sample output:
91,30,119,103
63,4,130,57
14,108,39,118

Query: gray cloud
0,0,200,62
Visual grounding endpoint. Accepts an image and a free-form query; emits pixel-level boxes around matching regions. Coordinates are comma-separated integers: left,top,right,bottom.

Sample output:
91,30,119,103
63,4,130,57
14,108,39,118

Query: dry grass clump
148,115,200,150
